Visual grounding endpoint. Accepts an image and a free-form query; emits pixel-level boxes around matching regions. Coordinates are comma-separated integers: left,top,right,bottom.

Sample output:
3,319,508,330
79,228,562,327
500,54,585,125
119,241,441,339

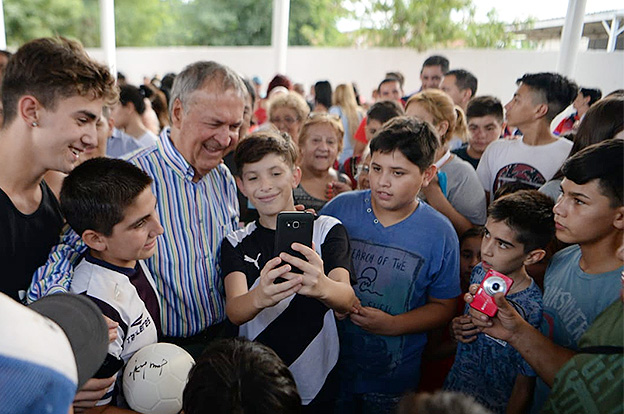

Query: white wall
87,46,623,109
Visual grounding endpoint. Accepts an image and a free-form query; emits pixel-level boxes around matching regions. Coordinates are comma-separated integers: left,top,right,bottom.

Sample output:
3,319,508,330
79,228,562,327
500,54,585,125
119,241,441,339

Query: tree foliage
2,0,524,49
3,0,347,48
349,0,531,50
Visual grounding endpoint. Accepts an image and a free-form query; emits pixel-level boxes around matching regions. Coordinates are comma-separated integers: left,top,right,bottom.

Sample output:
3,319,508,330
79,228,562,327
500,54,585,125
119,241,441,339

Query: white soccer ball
122,343,195,414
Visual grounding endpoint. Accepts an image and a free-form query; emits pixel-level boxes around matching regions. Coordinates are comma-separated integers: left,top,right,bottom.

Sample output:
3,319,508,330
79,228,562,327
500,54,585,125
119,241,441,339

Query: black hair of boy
369,116,439,171
465,96,504,124
366,100,405,124
422,55,450,74
579,87,602,106
488,190,555,253
385,71,405,88
515,73,578,122
234,131,297,175
459,226,484,245
446,69,478,96
60,157,153,236
119,84,146,115
377,77,402,94
561,139,623,207
183,337,301,414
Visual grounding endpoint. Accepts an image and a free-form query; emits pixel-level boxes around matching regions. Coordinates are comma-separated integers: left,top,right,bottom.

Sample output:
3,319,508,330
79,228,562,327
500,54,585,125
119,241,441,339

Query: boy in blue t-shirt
445,190,555,413
321,116,460,414
60,157,164,408
466,139,624,413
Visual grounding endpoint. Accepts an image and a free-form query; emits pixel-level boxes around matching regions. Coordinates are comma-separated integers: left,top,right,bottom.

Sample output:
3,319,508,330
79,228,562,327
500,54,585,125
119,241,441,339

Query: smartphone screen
274,212,314,281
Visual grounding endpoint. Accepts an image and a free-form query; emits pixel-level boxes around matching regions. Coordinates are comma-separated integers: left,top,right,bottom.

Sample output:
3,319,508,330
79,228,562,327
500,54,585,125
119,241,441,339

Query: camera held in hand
469,269,514,317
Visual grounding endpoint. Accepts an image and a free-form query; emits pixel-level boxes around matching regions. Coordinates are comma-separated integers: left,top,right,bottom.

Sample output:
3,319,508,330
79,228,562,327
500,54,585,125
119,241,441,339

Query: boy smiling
220,131,355,412
321,117,459,414
60,157,164,409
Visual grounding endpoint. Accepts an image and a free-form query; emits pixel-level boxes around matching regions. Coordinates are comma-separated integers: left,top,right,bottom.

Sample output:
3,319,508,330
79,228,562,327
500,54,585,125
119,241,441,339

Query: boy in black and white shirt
60,157,164,407
220,131,356,412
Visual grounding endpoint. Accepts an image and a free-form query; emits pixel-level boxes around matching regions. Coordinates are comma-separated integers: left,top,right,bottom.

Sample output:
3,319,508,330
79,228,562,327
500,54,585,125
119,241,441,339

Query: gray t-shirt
440,155,487,225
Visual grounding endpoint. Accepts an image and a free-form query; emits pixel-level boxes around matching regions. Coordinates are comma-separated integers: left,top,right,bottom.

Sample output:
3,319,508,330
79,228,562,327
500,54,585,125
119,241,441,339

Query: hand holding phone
274,212,314,282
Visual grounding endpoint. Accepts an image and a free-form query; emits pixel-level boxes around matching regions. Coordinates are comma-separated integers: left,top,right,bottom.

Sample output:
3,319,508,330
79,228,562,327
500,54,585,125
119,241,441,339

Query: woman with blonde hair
330,83,364,166
405,90,486,235
293,113,353,211
267,92,310,144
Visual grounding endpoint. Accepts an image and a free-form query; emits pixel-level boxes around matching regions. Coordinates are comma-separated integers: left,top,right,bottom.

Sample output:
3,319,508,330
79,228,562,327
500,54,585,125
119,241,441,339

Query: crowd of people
0,36,622,414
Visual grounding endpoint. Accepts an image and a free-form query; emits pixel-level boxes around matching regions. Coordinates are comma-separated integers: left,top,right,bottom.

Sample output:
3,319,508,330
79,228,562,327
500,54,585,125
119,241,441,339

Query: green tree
350,0,530,50
4,0,85,46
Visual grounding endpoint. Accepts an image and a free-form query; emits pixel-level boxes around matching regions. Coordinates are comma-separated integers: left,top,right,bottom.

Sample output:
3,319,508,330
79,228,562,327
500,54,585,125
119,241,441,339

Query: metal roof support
271,0,290,76
602,16,623,52
100,0,117,79
557,0,587,76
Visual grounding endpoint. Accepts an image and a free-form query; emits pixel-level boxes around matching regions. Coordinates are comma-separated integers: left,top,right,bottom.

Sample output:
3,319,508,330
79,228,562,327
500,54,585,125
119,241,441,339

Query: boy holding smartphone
220,131,356,412
320,117,460,414
444,190,555,414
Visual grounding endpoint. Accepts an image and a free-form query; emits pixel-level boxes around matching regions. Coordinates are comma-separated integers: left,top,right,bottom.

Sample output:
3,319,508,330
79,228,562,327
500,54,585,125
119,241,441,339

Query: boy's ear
235,176,248,198
292,166,302,188
81,230,107,252
421,164,438,187
19,95,41,126
612,206,624,230
534,103,549,120
523,248,546,266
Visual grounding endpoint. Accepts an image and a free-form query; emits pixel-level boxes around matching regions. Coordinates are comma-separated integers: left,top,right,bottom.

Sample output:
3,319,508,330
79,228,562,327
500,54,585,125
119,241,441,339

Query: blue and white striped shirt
28,128,240,337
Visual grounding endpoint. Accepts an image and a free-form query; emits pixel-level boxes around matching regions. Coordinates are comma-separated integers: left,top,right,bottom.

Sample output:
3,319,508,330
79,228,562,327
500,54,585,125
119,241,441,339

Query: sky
471,0,622,22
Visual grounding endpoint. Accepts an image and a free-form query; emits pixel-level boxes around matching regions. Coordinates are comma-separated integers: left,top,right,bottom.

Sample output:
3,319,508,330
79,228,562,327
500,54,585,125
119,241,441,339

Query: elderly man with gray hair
30,61,247,358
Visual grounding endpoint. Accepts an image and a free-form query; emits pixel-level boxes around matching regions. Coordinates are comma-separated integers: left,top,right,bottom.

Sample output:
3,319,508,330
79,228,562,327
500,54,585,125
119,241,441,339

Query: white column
0,0,6,50
556,0,587,76
99,0,117,79
271,0,290,75
606,17,621,53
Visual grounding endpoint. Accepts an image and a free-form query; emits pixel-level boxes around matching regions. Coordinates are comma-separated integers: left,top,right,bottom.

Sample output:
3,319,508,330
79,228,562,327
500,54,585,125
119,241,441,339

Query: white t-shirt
476,137,572,202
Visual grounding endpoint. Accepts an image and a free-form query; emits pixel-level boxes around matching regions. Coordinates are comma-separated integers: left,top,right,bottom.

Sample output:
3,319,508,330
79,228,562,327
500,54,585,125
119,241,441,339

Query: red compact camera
469,269,514,317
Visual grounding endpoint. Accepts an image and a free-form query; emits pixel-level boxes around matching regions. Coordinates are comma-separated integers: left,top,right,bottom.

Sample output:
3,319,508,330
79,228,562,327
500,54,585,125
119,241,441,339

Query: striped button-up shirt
28,128,240,337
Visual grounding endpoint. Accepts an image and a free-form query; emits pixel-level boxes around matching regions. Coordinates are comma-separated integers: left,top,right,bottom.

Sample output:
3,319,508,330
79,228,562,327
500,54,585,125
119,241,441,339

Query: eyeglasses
308,112,340,121
270,116,299,126
357,164,370,176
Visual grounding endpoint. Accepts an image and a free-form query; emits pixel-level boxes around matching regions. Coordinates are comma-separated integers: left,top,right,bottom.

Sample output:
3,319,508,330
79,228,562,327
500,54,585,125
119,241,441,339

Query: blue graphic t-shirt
531,244,623,413
444,264,543,414
321,190,460,394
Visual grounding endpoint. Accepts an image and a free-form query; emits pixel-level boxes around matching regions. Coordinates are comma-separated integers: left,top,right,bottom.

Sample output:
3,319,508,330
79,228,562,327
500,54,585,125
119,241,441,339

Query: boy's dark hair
572,96,623,155
516,72,578,122
459,226,484,245
562,139,623,207
2,37,118,125
234,131,298,176
60,158,153,237
422,55,449,74
377,77,402,94
488,190,555,253
183,337,301,414
119,84,146,115
446,69,478,96
370,116,439,171
385,71,405,88
367,100,404,124
466,95,504,123
314,80,332,108
579,87,602,106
